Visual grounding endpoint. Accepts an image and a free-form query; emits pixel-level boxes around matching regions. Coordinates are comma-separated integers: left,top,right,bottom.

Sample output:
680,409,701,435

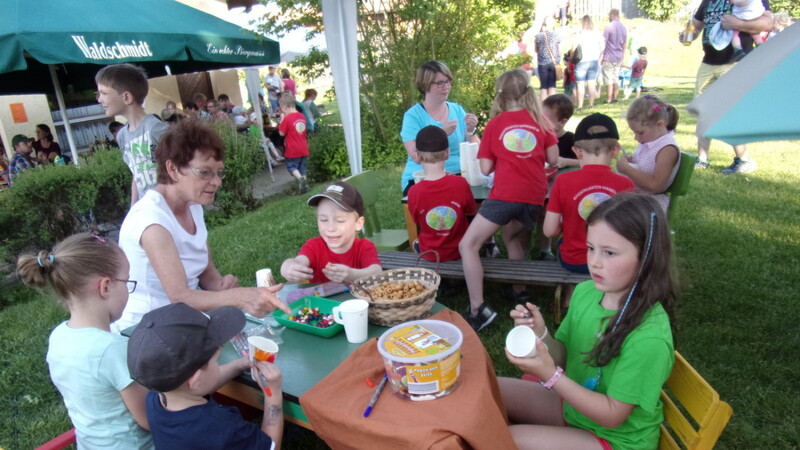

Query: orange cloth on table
299,309,516,450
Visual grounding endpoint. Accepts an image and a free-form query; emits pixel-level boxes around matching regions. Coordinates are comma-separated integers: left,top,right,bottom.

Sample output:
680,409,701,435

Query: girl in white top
17,233,152,449
616,95,680,212
573,15,605,109
115,120,291,330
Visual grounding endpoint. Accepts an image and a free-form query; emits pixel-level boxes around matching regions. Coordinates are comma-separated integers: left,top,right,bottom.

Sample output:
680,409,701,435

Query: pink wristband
540,366,563,390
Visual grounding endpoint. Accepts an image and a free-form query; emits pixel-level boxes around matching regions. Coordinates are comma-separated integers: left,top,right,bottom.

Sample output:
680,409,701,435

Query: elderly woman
573,15,604,109
33,124,62,164
400,60,479,194
114,120,291,330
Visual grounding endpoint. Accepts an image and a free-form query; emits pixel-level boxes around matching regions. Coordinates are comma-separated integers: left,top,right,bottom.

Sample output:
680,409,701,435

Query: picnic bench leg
403,204,418,248
554,285,563,324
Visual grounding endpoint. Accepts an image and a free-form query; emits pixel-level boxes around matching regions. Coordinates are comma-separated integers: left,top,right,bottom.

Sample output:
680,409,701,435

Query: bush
205,123,267,226
0,150,130,264
307,120,407,183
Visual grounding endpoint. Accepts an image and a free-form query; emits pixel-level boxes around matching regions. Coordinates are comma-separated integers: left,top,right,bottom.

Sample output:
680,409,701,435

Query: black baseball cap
307,181,365,216
127,303,245,392
415,125,449,153
574,113,620,141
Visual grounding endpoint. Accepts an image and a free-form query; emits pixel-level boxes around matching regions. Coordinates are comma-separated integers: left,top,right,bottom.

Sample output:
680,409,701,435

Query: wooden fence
569,0,644,21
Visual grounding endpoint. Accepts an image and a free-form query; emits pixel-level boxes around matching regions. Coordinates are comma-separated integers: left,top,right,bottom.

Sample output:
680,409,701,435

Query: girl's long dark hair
584,193,677,367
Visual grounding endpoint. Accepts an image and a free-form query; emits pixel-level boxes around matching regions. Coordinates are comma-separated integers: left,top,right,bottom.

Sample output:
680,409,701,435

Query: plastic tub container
377,319,463,401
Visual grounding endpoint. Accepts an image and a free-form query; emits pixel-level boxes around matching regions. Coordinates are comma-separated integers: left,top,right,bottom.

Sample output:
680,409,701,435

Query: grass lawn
2,19,799,450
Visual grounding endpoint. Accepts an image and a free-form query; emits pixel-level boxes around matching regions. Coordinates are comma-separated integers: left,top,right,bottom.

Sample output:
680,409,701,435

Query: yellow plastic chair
659,351,733,449
664,152,697,219
344,170,410,252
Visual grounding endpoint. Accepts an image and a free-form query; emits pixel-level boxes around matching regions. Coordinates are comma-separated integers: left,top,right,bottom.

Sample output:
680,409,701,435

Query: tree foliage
768,0,800,19
256,0,533,170
638,0,689,22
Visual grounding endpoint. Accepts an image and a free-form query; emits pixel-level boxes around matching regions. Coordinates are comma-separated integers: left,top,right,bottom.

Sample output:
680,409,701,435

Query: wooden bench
379,251,591,322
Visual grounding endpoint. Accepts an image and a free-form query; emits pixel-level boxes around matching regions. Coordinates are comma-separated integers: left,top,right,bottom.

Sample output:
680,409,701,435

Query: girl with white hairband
16,233,153,449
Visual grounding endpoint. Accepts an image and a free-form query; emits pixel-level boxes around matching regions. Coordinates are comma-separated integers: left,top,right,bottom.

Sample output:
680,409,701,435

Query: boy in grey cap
281,181,382,284
128,303,283,449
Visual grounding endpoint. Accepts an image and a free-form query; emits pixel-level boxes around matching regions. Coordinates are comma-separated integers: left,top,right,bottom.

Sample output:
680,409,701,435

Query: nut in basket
351,268,440,326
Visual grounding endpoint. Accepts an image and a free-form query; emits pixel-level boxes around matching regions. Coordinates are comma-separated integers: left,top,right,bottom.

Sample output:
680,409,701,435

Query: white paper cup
256,268,276,287
332,299,369,343
506,325,538,358
248,336,279,363
412,170,426,183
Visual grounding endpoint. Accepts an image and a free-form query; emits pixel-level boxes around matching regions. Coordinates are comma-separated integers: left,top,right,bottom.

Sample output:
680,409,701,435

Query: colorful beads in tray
288,306,336,328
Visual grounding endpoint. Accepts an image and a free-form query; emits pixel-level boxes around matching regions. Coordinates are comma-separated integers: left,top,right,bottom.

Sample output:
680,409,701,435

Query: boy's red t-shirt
478,109,558,205
547,165,634,265
279,111,309,158
407,175,477,261
298,236,381,283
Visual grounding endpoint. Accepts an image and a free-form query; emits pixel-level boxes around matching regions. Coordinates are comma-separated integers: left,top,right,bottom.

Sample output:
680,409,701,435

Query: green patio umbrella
0,0,280,163
687,23,800,146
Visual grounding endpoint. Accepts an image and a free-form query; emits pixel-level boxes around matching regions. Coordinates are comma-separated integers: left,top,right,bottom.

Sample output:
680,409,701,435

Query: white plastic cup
256,268,276,287
332,299,369,343
248,336,279,362
506,325,538,358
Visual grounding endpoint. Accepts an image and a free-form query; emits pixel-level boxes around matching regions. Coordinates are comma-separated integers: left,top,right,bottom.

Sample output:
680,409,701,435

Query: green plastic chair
665,151,697,218
344,170,410,252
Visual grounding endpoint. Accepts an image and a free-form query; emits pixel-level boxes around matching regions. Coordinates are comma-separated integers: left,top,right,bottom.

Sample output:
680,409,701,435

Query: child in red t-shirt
458,68,559,332
280,182,382,284
544,113,634,282
408,126,477,262
278,92,310,194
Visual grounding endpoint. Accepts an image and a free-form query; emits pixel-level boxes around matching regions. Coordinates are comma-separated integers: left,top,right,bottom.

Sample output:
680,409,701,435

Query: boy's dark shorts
478,199,541,231
286,156,307,176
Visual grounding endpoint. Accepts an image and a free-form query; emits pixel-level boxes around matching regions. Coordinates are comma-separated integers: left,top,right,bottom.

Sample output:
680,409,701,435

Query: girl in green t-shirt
499,193,677,450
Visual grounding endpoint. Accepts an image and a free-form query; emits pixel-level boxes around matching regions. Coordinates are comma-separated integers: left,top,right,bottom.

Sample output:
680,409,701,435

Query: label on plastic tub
383,324,453,358
406,351,460,394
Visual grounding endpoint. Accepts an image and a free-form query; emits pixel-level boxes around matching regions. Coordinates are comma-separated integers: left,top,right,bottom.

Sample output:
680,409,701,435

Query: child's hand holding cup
247,336,280,396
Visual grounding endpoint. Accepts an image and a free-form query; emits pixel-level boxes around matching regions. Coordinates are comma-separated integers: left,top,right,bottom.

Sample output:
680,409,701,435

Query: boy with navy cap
407,125,477,263
128,303,283,449
544,113,634,278
281,181,382,284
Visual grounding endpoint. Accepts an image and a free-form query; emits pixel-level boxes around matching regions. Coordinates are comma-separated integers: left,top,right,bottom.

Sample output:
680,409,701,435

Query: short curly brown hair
155,120,225,185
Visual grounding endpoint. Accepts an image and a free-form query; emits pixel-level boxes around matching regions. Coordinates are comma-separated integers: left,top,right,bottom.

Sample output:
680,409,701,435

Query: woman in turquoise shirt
400,60,479,194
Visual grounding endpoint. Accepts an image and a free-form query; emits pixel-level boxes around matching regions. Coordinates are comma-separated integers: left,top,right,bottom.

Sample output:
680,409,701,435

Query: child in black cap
407,125,477,263
128,303,283,449
544,113,634,282
280,181,382,284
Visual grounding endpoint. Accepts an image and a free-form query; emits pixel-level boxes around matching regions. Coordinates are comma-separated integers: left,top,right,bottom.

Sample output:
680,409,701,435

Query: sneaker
504,286,532,306
721,157,757,175
482,241,501,258
694,160,710,169
536,251,556,261
299,177,310,194
466,303,497,332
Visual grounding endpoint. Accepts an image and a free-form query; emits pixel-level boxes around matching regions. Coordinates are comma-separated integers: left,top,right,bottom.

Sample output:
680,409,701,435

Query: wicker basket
351,266,440,327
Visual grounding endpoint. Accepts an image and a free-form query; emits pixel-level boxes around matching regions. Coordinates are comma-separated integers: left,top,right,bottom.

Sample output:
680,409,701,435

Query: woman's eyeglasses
113,279,137,293
189,167,227,180
431,79,452,87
